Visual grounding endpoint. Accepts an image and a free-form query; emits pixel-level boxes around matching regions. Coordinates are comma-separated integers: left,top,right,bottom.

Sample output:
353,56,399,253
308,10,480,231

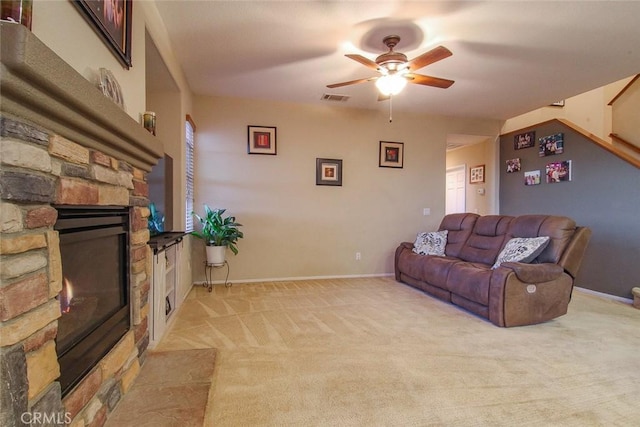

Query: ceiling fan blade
406,73,455,89
326,76,377,89
406,46,453,72
345,54,380,71
377,93,390,102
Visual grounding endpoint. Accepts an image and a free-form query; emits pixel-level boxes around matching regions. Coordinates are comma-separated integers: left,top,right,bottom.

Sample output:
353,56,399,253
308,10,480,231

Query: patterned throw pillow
413,230,448,256
491,236,550,269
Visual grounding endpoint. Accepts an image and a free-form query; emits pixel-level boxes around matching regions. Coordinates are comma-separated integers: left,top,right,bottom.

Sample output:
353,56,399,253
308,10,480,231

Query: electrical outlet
355,252,361,261
423,208,431,216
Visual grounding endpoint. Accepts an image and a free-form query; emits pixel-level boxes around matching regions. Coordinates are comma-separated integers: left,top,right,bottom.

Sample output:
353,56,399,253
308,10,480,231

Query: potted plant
192,205,244,266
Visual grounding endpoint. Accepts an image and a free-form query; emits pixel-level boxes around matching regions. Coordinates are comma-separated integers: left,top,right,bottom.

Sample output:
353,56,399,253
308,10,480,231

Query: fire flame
61,277,74,314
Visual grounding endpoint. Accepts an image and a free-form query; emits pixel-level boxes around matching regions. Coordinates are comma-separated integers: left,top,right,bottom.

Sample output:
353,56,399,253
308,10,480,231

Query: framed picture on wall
248,126,277,155
546,160,572,183
506,158,521,173
73,0,132,68
539,133,564,157
514,131,536,150
316,158,343,186
469,164,485,183
524,170,541,186
379,141,404,168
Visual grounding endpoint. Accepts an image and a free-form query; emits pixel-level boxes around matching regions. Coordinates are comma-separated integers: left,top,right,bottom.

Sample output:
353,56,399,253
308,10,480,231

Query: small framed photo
539,133,564,157
248,126,277,155
469,164,485,184
379,141,404,168
524,170,541,186
506,158,521,173
546,160,572,183
316,158,343,186
514,131,535,150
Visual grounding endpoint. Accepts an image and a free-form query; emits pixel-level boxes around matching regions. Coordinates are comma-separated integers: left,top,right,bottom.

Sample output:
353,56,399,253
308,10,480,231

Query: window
185,115,195,232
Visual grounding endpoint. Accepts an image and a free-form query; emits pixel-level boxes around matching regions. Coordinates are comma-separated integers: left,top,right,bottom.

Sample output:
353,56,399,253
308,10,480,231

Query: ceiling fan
327,35,455,97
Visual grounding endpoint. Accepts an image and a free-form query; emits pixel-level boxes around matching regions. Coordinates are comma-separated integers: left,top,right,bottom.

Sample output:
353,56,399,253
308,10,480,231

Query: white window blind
185,117,195,232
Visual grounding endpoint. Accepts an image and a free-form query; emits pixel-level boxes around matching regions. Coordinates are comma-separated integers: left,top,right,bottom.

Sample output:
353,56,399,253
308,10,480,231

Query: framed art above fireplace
73,0,132,68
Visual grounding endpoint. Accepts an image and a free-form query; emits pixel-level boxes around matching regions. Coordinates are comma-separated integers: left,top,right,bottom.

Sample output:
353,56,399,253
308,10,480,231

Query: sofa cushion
398,246,460,287
458,215,514,265
439,213,478,258
413,230,448,256
491,236,550,269
447,262,493,306
420,256,461,290
505,215,576,263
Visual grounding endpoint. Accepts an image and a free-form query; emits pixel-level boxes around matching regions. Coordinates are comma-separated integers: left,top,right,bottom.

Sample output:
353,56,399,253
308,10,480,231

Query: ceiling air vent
321,93,350,102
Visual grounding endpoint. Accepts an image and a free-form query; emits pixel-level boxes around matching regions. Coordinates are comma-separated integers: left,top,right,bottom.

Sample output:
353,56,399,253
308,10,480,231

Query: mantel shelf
0,22,163,171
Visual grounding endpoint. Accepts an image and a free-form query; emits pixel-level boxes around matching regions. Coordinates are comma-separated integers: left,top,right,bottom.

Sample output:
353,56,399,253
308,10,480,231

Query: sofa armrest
499,262,564,283
394,242,414,280
489,264,573,327
399,241,413,250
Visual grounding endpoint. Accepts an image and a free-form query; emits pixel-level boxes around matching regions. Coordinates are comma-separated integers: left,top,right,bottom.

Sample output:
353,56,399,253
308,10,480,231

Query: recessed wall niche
147,154,174,231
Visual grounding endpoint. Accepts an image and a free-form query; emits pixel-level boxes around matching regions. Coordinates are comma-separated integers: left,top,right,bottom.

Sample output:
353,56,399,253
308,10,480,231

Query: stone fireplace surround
1,23,163,426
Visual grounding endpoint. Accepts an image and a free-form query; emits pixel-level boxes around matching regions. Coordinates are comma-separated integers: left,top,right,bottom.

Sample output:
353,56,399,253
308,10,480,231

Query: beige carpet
156,277,639,426
105,348,216,426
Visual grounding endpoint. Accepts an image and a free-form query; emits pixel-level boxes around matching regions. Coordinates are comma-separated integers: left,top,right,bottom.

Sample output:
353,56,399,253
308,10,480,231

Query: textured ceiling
153,1,640,121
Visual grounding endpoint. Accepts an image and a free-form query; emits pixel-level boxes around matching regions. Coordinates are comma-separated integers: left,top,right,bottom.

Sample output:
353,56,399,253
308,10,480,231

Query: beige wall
31,1,194,150
502,76,634,139
32,0,146,120
446,138,496,215
191,96,501,282
141,2,194,232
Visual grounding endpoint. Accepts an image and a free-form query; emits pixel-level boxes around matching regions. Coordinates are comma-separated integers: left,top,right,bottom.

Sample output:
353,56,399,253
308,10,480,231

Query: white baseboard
574,286,633,304
194,272,394,287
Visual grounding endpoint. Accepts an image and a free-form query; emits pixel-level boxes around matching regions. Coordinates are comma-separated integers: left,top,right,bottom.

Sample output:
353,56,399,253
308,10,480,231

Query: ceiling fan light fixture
376,73,407,96
327,36,454,96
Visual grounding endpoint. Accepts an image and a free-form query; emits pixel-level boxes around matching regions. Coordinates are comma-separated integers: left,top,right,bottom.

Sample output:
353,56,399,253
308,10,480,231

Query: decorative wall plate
99,68,125,110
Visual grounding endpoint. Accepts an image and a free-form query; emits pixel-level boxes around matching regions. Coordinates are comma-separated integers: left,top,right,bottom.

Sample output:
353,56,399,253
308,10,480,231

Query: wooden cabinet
149,234,183,347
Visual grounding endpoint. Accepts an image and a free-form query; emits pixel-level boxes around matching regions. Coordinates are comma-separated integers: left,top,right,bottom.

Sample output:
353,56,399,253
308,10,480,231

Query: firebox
54,206,131,396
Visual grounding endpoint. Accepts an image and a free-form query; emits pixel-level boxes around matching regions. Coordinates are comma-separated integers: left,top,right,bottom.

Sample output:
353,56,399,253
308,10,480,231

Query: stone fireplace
1,23,163,426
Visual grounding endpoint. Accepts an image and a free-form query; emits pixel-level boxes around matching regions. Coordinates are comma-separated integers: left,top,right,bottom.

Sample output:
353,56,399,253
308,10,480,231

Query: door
446,165,466,214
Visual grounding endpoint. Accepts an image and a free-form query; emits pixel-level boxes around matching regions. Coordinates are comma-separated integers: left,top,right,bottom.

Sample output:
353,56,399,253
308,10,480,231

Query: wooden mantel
0,22,163,171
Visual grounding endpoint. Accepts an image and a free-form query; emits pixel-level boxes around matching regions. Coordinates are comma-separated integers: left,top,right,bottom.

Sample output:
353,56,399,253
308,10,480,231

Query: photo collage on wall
510,131,572,186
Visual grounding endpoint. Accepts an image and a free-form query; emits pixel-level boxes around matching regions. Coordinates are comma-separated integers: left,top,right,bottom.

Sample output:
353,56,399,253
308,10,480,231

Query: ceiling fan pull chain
389,95,393,122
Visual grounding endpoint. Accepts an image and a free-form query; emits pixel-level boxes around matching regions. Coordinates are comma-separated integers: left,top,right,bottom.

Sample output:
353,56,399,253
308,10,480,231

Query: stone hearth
1,23,163,426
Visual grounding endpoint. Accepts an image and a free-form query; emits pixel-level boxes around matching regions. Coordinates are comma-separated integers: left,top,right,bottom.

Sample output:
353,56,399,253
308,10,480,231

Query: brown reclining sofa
395,213,591,327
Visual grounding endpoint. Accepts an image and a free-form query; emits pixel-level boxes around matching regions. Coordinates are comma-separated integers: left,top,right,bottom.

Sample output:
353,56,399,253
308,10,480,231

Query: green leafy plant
192,205,244,255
